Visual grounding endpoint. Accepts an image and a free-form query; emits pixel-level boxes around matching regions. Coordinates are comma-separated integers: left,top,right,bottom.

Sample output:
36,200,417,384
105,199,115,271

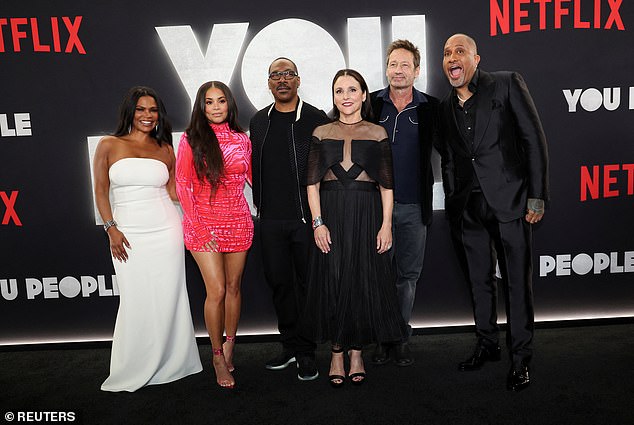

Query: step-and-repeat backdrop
1,1,632,345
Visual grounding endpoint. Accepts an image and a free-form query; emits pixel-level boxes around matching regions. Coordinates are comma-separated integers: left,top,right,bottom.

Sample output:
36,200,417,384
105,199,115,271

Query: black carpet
1,322,633,425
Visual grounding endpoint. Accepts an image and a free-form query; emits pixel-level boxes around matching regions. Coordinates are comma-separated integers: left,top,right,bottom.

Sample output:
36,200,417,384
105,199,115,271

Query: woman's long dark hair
331,69,374,121
185,81,243,189
114,86,172,146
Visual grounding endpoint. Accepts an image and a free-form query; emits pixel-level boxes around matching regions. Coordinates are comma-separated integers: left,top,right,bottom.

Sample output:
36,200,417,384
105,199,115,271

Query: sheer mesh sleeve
306,132,344,185
376,139,394,189
306,136,324,185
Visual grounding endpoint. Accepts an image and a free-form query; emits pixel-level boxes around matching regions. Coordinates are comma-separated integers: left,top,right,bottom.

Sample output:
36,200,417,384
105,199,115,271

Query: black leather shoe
458,344,501,371
394,342,414,367
370,343,391,365
507,364,530,391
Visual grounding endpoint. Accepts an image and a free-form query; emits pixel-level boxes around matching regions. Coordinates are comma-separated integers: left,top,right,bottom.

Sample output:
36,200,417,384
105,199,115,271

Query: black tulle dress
303,121,407,348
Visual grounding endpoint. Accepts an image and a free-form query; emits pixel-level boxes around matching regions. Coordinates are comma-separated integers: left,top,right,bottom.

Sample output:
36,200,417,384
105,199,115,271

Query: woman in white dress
93,86,202,392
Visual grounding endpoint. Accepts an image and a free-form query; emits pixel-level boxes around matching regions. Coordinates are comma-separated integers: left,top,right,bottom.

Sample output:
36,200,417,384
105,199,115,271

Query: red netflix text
1,191,22,226
580,164,634,201
0,16,86,54
490,0,625,36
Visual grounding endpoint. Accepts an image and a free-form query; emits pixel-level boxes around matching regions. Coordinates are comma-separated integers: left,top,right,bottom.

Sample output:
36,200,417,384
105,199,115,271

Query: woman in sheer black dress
304,69,407,387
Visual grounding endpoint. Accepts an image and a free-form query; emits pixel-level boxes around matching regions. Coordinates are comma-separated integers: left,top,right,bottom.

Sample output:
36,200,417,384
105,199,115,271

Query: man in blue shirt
370,39,440,366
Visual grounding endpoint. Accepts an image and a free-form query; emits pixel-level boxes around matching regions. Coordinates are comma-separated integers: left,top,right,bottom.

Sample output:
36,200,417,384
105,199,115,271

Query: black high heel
348,347,366,386
329,346,345,388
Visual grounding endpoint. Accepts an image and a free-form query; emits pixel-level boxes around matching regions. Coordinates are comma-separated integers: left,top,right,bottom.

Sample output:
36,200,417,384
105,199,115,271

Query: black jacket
439,69,549,222
249,99,329,222
370,89,441,225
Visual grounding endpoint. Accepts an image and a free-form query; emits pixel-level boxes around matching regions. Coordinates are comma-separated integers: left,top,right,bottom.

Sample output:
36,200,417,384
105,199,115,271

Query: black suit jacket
370,89,440,225
439,69,549,223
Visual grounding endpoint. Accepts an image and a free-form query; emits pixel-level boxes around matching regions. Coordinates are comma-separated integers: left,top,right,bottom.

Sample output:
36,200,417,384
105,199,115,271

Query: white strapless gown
101,158,202,392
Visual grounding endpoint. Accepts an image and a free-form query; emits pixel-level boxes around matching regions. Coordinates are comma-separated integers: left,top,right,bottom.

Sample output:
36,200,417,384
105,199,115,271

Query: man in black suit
439,34,549,391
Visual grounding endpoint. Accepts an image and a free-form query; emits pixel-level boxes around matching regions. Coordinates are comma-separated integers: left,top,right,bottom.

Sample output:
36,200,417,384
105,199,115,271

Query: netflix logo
1,190,22,226
490,0,625,36
580,164,634,201
0,16,86,54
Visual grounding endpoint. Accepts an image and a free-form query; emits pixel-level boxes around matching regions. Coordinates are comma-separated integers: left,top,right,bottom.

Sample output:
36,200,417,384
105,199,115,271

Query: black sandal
348,346,366,386
329,346,345,388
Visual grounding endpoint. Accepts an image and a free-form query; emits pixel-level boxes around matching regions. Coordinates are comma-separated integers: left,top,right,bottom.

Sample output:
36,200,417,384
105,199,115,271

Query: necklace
338,119,363,125
457,94,470,103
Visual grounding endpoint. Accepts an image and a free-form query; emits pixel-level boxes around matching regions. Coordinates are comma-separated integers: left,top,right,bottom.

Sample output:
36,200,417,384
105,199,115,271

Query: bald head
445,33,478,54
442,33,481,90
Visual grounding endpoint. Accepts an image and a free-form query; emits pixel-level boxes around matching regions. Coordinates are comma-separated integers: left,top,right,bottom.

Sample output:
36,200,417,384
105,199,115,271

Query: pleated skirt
303,180,407,347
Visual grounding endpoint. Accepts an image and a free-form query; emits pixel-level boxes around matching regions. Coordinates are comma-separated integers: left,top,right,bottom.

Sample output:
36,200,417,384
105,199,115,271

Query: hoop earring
155,124,159,133
128,125,131,134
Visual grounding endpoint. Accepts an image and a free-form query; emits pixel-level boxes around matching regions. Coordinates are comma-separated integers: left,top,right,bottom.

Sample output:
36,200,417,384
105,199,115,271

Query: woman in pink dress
175,81,253,389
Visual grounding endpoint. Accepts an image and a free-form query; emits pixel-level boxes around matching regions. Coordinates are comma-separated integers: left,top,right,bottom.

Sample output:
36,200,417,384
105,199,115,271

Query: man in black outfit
439,34,549,391
249,57,329,381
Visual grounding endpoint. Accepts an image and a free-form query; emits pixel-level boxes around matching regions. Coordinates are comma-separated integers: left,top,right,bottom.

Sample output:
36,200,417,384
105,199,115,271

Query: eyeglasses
268,70,299,80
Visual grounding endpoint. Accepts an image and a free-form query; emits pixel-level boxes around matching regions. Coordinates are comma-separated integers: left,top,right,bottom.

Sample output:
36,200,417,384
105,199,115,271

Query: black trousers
259,218,316,357
450,191,534,367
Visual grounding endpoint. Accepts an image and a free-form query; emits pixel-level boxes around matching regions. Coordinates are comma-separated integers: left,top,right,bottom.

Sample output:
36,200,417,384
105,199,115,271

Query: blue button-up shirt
377,87,427,203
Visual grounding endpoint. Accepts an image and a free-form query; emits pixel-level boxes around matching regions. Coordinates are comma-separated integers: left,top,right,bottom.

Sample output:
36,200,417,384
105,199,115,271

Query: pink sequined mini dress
175,122,253,252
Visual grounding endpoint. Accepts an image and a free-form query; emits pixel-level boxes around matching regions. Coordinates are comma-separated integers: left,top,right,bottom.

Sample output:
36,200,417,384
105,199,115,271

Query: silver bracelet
103,219,117,232
312,216,324,230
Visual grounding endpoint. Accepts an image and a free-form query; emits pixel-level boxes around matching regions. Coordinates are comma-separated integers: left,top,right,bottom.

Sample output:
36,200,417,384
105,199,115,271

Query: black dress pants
260,218,316,357
450,191,535,367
